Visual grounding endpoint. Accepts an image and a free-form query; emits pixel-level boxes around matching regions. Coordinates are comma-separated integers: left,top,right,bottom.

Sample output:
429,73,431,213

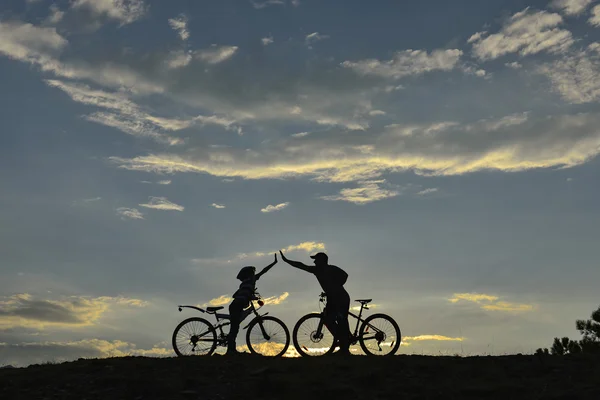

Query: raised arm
279,250,314,273
255,253,277,280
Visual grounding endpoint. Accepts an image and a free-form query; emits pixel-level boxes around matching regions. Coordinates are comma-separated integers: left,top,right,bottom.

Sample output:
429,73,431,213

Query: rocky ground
1,354,599,399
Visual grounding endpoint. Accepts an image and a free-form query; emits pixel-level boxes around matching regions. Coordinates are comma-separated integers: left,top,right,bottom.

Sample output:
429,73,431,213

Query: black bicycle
172,293,290,357
292,292,401,356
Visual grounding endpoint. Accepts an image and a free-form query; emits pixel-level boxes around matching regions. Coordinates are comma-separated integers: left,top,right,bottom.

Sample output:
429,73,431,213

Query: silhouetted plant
575,305,600,354
536,304,600,355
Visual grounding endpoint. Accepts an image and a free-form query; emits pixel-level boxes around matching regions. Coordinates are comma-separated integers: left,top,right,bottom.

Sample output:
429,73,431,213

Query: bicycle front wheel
292,313,335,357
245,316,290,357
359,313,401,356
172,317,217,356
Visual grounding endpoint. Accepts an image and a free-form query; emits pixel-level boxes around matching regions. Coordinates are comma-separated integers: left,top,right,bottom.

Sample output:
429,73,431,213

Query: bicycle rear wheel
358,313,401,356
172,317,217,356
292,313,335,357
245,316,290,357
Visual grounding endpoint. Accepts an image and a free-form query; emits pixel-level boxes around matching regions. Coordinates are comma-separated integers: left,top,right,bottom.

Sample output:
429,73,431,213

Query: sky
1,0,600,366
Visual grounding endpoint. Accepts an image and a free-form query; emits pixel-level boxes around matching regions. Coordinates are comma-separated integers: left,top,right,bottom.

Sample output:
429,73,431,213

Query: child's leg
227,298,245,352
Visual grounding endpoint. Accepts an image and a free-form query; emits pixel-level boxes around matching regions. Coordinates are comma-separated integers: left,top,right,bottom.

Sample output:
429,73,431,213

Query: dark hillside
1,354,599,399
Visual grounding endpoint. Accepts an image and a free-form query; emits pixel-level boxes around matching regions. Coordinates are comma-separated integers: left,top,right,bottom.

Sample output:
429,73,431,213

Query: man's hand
279,250,288,262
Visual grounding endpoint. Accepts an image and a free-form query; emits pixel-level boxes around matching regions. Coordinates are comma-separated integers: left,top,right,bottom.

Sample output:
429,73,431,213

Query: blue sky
2,0,600,365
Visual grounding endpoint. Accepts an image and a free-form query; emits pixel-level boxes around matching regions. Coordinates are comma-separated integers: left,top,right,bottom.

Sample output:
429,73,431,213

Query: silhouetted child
227,253,278,355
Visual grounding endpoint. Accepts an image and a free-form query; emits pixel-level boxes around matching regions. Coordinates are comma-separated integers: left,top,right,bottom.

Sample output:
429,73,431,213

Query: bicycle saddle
355,299,372,304
206,306,224,312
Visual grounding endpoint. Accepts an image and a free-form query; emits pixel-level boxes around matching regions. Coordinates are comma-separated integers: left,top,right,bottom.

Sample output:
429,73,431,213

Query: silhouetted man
279,250,351,355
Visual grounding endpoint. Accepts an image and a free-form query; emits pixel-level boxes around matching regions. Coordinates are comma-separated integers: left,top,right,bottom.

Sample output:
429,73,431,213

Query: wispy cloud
46,4,65,24
138,196,184,211
505,61,523,69
194,45,238,64
203,292,288,307
321,180,400,204
417,188,438,196
261,202,289,213
71,0,147,26
403,335,465,342
206,295,232,306
342,48,462,79
468,8,573,61
116,207,144,220
291,131,310,138
251,0,285,9
448,293,536,312
589,5,600,26
157,180,171,185
168,14,189,41
305,32,330,46
192,241,326,264
261,36,274,46
549,0,594,16
211,203,226,209
537,44,600,104
73,197,102,206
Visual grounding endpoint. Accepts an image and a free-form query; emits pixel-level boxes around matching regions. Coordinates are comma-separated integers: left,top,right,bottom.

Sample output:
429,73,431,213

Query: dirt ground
2,354,599,399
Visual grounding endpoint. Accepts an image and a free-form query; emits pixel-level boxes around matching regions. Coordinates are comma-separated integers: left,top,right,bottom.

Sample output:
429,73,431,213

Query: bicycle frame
177,300,272,345
318,293,384,347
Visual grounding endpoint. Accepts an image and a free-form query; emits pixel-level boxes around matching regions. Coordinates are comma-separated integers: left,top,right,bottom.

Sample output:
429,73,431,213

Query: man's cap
310,252,328,261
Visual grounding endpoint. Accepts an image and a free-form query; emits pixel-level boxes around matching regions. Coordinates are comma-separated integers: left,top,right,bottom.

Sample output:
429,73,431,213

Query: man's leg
332,293,351,354
322,305,339,339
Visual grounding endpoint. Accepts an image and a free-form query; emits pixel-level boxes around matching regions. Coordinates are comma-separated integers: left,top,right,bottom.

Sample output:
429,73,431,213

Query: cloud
469,8,573,61
589,5,600,26
168,14,189,41
321,180,401,204
138,196,184,211
203,292,288,307
46,4,65,24
207,295,232,306
342,48,462,79
550,0,594,15
211,203,226,209
537,45,600,103
260,202,289,213
194,45,238,64
72,197,102,206
251,0,285,9
261,36,274,46
1,339,170,367
44,80,185,145
403,335,465,342
71,0,147,26
505,61,523,69
283,241,326,253
0,294,148,330
305,32,330,45
417,188,438,196
116,207,144,220
109,108,600,183
157,180,171,185
192,241,326,265
291,131,310,138
369,110,386,116
0,21,67,64
448,293,536,313
261,292,289,305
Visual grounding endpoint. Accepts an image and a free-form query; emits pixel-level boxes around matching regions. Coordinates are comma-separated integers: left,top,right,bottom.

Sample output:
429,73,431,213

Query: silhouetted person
279,250,351,355
227,254,278,355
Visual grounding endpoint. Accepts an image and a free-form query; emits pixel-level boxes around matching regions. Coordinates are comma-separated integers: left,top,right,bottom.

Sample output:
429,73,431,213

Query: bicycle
292,292,401,357
172,293,290,357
